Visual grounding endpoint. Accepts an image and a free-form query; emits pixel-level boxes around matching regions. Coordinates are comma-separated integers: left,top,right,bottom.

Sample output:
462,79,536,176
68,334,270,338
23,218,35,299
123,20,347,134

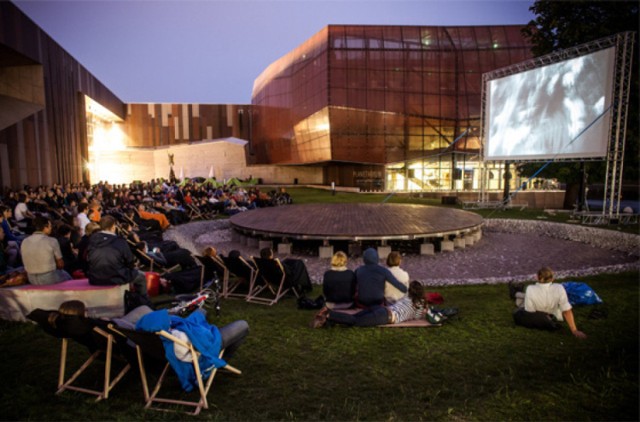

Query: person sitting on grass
14,193,36,232
87,215,148,298
137,203,171,231
384,251,409,304
0,215,20,271
259,247,312,294
311,280,427,328
322,251,356,310
354,248,407,308
512,267,587,339
21,216,72,285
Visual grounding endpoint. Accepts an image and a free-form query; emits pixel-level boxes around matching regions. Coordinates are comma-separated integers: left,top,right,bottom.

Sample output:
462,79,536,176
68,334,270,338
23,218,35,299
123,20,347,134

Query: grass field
0,272,637,421
0,188,637,420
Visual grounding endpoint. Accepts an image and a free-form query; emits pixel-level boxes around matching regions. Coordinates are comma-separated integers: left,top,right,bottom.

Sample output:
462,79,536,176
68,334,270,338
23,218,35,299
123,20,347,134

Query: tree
519,1,639,208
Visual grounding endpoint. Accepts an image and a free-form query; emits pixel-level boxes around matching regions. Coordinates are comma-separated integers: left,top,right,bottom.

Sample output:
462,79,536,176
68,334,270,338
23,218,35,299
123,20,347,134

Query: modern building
251,25,533,191
1,1,537,195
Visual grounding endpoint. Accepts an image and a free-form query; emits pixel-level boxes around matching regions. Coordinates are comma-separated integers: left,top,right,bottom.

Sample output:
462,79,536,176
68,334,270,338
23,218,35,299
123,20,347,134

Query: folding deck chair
107,324,241,415
194,255,230,295
220,255,257,299
161,254,206,294
126,239,181,275
27,309,131,401
248,257,298,305
186,203,208,221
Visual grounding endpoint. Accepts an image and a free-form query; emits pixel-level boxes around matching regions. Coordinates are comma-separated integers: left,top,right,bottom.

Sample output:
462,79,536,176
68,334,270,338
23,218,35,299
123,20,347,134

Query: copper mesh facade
124,104,251,148
251,25,533,189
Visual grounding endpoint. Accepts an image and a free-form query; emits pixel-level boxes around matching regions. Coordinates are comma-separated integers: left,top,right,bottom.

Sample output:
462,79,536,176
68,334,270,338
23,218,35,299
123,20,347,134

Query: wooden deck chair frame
220,255,257,300
186,203,207,221
247,257,295,305
194,255,230,297
121,210,140,230
108,325,241,416
126,238,180,275
56,326,131,401
46,206,70,225
115,222,130,238
190,253,206,291
28,311,131,402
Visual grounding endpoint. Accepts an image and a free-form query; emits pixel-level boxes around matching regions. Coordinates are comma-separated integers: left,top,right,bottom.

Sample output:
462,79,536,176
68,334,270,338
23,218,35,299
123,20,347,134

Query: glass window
383,27,403,49
402,27,422,50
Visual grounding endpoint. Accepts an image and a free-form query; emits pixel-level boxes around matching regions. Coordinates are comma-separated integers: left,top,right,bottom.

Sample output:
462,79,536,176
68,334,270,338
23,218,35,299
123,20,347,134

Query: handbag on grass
0,270,28,288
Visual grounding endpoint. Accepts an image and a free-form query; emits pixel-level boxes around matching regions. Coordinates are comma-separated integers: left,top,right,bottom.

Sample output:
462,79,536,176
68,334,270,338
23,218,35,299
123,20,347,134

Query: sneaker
310,308,329,328
425,308,446,324
434,307,459,318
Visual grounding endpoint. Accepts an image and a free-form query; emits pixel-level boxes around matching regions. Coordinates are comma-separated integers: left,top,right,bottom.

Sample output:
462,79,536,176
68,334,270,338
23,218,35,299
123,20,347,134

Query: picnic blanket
332,308,440,328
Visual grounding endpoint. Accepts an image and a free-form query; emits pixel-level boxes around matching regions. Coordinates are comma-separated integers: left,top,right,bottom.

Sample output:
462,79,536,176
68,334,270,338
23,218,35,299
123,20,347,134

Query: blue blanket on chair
136,309,226,392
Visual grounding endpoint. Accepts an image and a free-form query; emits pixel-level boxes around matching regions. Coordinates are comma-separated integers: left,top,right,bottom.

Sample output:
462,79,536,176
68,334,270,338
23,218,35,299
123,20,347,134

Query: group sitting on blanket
311,248,442,328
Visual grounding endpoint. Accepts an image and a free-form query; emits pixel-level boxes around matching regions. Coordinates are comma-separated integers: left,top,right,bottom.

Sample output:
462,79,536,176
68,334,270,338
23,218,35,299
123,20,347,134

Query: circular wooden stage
229,203,483,242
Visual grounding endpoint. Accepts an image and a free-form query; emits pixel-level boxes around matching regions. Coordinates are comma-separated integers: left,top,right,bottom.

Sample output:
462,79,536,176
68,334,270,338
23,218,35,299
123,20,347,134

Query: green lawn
0,272,637,421
1,189,637,420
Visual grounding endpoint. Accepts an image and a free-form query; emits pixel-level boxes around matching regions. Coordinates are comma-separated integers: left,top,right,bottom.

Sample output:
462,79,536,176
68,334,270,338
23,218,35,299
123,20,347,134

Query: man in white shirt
21,216,72,285
14,193,35,230
76,203,91,237
513,267,587,339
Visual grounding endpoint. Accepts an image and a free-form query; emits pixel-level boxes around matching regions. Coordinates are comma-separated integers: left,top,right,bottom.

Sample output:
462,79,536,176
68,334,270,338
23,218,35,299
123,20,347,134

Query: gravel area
165,219,639,287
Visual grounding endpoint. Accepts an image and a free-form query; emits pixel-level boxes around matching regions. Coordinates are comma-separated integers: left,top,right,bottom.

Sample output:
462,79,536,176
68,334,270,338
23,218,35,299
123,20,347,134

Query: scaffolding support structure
603,32,635,220
478,32,636,220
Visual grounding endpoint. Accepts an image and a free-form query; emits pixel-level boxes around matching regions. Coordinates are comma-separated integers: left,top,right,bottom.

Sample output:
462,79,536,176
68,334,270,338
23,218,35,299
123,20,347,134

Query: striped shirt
389,297,425,324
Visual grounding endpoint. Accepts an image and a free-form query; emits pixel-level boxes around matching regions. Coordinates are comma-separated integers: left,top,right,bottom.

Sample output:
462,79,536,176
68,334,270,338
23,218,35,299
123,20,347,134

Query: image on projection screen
485,46,615,161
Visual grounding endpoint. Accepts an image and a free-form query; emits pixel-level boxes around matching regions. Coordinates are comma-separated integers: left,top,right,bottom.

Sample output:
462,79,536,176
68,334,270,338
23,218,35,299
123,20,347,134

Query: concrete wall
89,138,323,185
89,149,156,185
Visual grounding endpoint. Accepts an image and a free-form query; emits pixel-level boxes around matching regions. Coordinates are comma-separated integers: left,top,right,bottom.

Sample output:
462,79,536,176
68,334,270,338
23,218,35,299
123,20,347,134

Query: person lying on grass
512,267,587,339
311,280,428,328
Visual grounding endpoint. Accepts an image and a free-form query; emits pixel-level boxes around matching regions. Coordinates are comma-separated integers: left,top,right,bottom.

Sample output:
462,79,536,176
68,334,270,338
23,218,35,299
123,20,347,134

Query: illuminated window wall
251,25,533,190
386,159,513,192
85,95,127,183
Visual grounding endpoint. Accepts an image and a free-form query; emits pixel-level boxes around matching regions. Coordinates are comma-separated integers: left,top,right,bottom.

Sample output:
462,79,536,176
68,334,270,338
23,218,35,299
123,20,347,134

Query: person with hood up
87,215,148,297
355,248,407,308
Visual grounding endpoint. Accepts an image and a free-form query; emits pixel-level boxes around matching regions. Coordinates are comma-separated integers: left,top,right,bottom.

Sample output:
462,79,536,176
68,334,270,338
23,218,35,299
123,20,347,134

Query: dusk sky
15,0,535,104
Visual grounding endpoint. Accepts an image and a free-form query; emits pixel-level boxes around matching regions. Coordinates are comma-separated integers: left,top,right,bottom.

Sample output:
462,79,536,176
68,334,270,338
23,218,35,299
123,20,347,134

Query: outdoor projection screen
484,46,616,161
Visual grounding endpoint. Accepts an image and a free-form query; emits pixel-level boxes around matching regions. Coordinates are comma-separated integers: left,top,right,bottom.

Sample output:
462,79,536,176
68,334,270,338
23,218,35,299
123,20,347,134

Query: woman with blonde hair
321,251,356,310
513,267,587,339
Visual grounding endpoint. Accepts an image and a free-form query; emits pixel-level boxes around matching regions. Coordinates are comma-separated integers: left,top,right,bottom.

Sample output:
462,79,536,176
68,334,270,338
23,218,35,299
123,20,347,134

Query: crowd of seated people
0,178,293,289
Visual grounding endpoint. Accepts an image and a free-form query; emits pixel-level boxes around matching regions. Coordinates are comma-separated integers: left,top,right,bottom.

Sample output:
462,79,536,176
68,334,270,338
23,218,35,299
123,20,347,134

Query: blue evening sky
14,0,535,104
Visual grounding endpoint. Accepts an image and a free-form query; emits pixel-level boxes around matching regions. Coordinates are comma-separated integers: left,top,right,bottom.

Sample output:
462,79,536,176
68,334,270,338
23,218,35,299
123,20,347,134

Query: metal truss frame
478,32,636,217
